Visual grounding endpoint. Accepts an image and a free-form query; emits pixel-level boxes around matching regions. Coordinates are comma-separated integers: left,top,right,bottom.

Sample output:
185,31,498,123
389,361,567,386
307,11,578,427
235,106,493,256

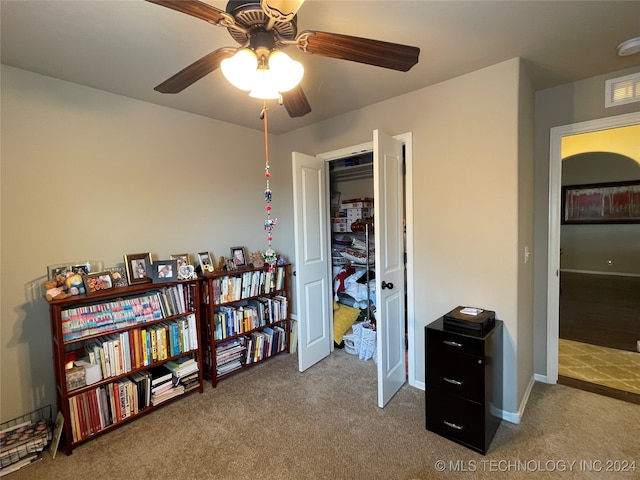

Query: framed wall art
562,180,640,224
124,253,152,284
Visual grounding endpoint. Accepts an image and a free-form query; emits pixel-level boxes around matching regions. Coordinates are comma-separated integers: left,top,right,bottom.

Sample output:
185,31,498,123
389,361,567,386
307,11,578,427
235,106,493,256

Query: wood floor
559,271,640,402
559,272,640,352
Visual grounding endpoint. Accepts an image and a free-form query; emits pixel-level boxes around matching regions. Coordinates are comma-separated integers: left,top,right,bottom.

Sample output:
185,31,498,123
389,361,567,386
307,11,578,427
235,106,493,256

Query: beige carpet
559,339,640,394
5,350,639,479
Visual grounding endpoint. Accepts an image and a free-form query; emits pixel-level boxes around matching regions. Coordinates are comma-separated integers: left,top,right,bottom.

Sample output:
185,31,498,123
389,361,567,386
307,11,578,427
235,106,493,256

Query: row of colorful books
204,266,286,305
211,295,287,341
214,325,287,377
75,314,198,382
60,285,193,341
67,358,199,443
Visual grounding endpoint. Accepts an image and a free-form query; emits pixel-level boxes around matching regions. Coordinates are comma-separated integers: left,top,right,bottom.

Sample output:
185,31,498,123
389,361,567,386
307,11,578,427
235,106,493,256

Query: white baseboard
494,374,536,424
534,373,555,384
412,379,425,391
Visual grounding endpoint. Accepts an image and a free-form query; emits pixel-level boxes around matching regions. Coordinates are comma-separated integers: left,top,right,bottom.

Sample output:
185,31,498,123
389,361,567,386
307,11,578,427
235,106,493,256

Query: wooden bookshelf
200,264,290,387
47,279,203,455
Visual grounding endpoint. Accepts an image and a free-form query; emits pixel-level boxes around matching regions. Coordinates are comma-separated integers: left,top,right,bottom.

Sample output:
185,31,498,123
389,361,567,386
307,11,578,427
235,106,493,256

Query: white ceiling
2,0,639,134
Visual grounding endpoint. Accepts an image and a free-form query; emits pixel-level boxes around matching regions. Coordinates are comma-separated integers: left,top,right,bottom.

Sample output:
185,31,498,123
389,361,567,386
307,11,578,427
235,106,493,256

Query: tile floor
558,338,640,394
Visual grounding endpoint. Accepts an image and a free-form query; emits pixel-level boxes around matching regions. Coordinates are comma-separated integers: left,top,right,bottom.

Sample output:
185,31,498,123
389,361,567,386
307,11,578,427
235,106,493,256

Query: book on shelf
147,365,173,387
150,384,185,406
171,370,200,392
164,357,198,378
289,319,298,353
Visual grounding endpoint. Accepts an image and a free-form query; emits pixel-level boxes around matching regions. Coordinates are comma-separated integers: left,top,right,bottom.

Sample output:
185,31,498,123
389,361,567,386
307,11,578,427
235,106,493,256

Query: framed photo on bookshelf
170,253,190,270
149,259,177,283
48,264,70,283
83,271,114,295
197,251,214,273
124,253,152,285
231,246,247,267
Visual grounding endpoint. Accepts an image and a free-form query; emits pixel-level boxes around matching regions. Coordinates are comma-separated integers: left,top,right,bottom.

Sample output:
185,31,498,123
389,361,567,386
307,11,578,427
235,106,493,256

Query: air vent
605,72,640,107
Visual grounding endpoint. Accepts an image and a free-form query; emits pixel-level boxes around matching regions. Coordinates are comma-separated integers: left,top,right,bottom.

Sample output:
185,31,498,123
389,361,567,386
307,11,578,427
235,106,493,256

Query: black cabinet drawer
427,327,485,358
425,317,502,455
426,389,486,453
426,350,485,400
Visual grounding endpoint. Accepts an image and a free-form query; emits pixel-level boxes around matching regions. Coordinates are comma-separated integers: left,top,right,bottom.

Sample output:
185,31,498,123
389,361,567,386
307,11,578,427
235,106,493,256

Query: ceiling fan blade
261,0,305,22
282,85,311,117
297,31,419,72
154,48,235,94
146,0,231,26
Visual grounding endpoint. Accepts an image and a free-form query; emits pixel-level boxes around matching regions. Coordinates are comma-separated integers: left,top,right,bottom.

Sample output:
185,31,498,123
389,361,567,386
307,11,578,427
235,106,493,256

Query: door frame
318,132,416,387
546,111,640,382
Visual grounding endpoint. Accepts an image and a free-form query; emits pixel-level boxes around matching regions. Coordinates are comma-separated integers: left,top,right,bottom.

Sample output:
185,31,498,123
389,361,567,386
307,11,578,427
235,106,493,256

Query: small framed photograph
124,253,152,285
225,258,237,271
170,254,190,270
150,259,177,283
231,246,247,268
83,272,114,295
198,251,214,273
105,266,128,288
71,263,91,276
48,264,70,284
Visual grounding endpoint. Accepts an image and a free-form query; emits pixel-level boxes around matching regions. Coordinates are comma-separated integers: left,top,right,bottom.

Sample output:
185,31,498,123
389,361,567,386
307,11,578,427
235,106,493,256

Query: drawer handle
444,420,464,430
444,377,463,386
443,340,463,347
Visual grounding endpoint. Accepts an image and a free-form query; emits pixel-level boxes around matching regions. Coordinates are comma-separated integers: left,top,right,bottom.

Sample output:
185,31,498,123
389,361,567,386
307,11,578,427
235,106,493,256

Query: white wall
0,66,274,420
276,58,531,416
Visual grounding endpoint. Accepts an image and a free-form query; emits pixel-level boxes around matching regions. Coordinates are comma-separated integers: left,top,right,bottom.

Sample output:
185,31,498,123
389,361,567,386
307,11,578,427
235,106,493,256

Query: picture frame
124,253,152,285
48,264,70,283
71,262,91,276
170,254,190,270
561,180,640,224
230,246,247,268
171,253,196,279
105,266,128,288
149,259,177,283
83,271,114,295
197,251,214,273
225,258,237,271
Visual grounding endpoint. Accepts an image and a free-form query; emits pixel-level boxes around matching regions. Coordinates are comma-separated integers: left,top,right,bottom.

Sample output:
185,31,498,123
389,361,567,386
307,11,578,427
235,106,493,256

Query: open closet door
374,130,406,407
292,152,332,372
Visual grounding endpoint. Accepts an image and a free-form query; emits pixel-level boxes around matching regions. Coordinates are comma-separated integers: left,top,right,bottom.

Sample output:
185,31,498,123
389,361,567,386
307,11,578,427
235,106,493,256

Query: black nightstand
425,317,503,454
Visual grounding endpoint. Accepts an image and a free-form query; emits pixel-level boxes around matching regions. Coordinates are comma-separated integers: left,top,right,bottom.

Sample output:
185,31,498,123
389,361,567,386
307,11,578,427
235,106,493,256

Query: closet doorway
292,130,415,408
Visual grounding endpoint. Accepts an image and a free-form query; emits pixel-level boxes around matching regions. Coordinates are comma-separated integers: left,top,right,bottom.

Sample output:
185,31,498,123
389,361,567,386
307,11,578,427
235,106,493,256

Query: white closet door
292,151,332,372
374,130,406,407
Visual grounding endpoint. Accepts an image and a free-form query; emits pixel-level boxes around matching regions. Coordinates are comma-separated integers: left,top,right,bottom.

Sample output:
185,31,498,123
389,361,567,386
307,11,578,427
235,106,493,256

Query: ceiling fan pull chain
262,103,278,271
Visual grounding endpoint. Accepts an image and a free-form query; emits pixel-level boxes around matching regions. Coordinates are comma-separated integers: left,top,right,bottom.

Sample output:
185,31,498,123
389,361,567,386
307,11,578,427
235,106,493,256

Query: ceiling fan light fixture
268,50,304,92
249,68,282,99
222,47,304,99
221,48,259,91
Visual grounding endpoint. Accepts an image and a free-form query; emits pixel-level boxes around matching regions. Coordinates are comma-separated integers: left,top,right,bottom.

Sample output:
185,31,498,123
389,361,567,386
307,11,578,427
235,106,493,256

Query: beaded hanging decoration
261,104,278,271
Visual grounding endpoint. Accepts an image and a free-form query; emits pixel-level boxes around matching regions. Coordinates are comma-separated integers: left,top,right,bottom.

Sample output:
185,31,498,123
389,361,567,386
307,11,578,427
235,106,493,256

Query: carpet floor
4,350,639,479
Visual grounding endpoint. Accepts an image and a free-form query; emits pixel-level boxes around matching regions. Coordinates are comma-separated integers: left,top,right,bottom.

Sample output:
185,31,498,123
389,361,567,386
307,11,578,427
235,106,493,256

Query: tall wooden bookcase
200,264,290,387
47,279,203,455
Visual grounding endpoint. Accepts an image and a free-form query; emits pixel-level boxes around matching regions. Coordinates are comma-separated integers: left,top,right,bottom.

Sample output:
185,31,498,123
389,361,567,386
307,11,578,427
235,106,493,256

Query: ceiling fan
146,0,420,118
